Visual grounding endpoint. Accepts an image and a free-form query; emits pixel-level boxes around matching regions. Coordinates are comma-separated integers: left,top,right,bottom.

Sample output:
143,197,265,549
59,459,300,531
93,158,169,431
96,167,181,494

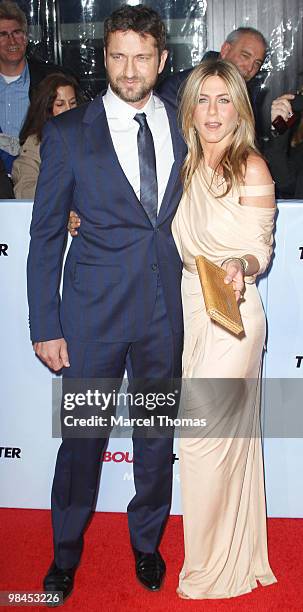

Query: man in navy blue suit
27,4,186,602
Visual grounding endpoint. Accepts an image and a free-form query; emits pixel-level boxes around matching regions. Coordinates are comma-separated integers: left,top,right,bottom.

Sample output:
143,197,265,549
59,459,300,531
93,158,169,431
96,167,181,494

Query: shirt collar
103,85,156,127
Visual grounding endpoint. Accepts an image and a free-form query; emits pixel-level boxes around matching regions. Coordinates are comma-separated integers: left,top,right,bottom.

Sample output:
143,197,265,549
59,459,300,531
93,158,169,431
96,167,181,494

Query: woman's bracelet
221,257,249,274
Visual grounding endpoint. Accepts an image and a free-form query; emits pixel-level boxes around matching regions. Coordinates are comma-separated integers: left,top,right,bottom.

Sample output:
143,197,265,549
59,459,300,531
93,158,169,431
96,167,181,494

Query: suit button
151,263,158,271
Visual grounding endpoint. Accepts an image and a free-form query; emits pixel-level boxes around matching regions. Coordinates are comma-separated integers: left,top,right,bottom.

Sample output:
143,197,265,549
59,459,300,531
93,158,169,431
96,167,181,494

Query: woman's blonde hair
179,59,259,195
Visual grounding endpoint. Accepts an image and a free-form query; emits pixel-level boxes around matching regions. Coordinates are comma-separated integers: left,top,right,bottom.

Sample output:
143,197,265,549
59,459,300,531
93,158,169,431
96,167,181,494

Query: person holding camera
265,92,303,198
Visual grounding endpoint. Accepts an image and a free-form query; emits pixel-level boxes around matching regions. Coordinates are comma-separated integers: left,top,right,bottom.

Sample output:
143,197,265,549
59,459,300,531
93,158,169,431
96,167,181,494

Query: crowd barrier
0,200,302,517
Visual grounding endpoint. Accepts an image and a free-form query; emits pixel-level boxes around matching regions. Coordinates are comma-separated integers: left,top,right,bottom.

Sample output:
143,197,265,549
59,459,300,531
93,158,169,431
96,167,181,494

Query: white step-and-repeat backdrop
0,201,302,517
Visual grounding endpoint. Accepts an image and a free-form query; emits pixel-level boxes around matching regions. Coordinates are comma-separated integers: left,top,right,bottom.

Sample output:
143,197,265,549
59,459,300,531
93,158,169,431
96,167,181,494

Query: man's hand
33,338,70,371
68,210,81,236
223,261,245,302
271,93,295,123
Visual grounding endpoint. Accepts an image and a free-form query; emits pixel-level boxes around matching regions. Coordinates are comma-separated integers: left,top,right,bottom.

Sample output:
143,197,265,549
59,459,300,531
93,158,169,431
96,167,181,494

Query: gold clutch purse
195,255,244,336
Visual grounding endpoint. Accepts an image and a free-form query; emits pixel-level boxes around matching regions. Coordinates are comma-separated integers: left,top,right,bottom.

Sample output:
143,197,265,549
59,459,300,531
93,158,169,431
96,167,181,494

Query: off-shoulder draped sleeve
172,167,276,282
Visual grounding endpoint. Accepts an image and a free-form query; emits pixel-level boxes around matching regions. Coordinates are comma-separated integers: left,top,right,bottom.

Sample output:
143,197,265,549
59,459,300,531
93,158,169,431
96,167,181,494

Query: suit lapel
82,93,186,226
82,95,149,223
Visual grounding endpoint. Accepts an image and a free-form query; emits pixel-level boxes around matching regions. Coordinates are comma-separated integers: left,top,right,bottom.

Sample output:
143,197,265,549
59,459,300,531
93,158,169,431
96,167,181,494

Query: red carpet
0,510,302,611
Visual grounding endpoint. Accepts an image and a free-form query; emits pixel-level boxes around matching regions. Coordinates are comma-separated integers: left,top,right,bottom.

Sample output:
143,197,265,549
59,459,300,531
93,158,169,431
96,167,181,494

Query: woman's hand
223,260,245,302
68,210,81,236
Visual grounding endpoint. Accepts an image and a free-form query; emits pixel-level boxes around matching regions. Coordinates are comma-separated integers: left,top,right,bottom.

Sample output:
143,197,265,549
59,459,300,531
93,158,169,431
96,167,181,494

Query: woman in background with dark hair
12,73,85,199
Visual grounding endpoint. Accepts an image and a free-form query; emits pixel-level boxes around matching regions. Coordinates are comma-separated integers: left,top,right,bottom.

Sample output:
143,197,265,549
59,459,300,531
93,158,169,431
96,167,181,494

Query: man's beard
108,75,154,104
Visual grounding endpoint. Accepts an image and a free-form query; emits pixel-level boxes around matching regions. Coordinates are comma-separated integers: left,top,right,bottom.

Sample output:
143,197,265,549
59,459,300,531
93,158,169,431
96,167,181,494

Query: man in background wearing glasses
0,1,71,174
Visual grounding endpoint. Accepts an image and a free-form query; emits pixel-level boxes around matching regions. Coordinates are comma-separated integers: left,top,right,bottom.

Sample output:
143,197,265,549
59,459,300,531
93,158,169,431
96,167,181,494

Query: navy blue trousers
51,284,183,568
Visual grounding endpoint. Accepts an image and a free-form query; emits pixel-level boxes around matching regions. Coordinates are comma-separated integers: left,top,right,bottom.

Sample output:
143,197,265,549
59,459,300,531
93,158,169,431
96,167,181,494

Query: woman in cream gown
172,60,277,599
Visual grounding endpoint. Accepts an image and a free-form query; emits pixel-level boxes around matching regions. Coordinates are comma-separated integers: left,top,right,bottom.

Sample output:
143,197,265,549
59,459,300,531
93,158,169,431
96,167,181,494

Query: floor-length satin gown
172,164,277,599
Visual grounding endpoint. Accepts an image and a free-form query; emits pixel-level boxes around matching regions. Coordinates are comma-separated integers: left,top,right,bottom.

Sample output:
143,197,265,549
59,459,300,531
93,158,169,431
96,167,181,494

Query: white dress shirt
103,85,174,213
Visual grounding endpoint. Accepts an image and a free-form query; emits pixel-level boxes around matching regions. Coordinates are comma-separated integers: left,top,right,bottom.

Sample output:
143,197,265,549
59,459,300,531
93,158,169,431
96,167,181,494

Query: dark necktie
134,112,158,226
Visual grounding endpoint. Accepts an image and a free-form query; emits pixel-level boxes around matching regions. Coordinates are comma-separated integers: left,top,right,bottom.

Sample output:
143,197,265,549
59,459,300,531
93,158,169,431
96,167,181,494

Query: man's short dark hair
104,4,166,56
0,0,28,32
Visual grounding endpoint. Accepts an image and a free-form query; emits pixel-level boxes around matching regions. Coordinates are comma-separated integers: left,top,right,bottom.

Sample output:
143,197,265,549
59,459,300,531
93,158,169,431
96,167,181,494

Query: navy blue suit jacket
27,94,187,344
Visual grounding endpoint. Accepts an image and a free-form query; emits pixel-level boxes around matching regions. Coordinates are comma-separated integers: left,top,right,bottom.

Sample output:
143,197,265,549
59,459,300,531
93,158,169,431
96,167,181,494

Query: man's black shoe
134,549,166,591
43,560,76,606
